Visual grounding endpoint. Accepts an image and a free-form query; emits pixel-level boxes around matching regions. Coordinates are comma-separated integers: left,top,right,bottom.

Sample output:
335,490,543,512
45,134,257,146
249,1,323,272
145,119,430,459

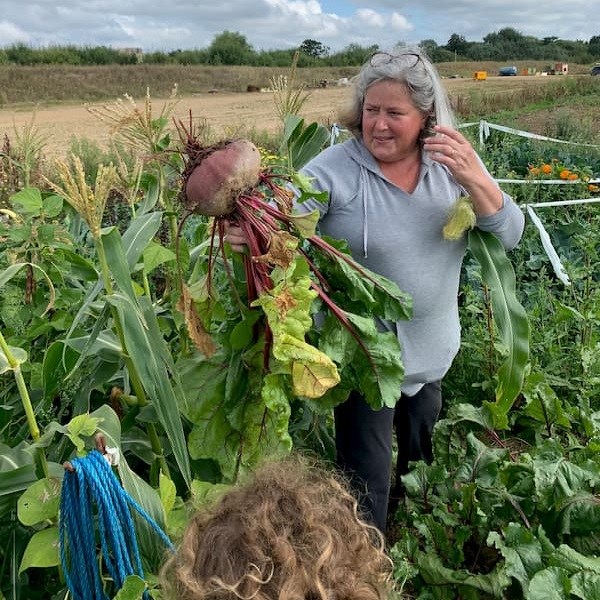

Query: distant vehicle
592,64,600,76
498,66,518,76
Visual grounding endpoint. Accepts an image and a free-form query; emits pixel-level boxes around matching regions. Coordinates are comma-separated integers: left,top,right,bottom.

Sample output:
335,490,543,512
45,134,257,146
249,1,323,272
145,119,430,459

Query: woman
226,46,525,534
160,455,394,600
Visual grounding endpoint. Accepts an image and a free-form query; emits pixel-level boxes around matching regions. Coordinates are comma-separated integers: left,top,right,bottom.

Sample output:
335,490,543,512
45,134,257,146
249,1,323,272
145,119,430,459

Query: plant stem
0,331,49,478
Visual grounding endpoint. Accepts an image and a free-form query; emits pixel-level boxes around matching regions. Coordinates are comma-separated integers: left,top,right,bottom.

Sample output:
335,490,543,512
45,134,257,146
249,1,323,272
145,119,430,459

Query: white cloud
0,21,30,45
0,0,596,53
355,9,386,28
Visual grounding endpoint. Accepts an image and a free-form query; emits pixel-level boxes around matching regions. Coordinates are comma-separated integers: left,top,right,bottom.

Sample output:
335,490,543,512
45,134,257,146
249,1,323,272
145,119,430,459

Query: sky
0,0,596,54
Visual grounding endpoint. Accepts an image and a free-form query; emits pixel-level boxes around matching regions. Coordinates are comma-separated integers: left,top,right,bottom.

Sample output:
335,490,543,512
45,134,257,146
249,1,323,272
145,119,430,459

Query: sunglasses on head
368,51,423,69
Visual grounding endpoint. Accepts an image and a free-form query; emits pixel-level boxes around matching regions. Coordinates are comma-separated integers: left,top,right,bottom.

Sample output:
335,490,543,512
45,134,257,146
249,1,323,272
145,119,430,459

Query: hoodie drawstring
360,166,369,258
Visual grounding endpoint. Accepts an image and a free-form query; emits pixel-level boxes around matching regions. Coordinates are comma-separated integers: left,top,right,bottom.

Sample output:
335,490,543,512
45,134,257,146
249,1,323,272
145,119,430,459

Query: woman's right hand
222,221,249,253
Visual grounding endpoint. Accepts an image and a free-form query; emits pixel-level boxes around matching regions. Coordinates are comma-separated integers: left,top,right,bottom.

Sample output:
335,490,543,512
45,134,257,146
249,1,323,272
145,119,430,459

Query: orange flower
541,164,552,174
559,170,571,179
589,184,599,192
529,166,541,175
568,173,579,181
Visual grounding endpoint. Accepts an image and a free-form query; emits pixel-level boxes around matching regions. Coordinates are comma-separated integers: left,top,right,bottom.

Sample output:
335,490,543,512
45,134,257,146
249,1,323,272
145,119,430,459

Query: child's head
161,455,393,600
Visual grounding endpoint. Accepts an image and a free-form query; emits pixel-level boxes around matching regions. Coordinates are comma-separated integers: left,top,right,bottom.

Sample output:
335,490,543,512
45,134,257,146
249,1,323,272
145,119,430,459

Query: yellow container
472,71,487,80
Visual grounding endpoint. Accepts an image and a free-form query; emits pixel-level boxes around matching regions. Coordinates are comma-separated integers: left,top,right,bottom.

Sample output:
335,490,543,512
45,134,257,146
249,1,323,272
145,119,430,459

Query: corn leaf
468,229,530,424
280,115,330,170
106,293,191,487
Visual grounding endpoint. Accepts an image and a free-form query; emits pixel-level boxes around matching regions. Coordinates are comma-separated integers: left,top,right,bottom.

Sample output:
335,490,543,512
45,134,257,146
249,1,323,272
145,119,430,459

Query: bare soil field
0,75,595,158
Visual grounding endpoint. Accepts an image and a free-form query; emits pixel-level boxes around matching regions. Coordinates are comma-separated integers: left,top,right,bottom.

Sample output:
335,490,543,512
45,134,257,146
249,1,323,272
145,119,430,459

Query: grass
0,64,358,107
0,61,596,108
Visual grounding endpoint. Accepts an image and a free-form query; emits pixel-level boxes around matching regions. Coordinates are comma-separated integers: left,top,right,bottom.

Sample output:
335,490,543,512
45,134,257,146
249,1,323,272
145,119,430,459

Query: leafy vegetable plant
173,114,411,479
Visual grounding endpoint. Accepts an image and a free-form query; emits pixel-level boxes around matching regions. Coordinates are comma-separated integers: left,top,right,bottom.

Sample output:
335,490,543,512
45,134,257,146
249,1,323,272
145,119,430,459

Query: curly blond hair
160,455,394,600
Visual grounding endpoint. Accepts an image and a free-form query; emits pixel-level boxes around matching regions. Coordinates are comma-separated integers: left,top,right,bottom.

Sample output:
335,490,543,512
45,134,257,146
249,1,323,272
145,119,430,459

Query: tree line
2,28,600,67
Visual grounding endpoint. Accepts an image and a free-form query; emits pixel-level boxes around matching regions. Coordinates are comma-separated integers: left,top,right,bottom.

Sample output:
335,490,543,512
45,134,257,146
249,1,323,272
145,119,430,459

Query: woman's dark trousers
333,380,442,534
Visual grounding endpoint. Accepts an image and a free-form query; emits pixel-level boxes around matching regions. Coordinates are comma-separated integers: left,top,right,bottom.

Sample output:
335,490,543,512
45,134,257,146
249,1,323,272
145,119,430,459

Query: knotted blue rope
59,450,175,600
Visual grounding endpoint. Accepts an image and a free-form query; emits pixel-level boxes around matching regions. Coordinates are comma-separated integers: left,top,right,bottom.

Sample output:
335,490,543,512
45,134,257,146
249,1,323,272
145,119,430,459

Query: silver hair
339,45,456,140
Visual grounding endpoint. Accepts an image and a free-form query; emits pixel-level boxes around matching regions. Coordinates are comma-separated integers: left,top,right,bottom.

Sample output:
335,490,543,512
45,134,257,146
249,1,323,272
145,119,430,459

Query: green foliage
1,87,600,600
207,31,256,66
299,39,330,59
1,26,598,67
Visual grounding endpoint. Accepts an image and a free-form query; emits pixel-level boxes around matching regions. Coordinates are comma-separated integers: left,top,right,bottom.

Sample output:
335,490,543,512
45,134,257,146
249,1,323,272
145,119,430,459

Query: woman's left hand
423,125,504,215
422,125,481,186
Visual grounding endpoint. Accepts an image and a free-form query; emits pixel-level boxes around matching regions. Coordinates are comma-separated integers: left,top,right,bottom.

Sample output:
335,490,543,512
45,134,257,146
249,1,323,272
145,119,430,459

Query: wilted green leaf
253,266,340,398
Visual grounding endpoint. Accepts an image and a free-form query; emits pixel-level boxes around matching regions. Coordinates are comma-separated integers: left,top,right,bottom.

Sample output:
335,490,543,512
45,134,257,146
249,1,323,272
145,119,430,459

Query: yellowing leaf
288,208,320,238
177,282,217,358
292,358,341,398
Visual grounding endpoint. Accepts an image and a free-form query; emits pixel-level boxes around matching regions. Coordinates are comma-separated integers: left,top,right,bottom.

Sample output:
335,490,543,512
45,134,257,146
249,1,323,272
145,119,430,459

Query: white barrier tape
523,197,600,208
330,123,349,146
525,206,570,285
460,120,600,148
496,178,600,185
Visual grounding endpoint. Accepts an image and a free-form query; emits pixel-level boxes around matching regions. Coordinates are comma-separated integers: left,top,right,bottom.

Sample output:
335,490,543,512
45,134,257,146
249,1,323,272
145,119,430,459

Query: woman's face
361,79,427,163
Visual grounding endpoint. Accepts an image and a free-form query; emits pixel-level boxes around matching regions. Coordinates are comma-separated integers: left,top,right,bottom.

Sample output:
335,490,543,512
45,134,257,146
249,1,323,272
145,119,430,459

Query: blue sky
0,0,596,53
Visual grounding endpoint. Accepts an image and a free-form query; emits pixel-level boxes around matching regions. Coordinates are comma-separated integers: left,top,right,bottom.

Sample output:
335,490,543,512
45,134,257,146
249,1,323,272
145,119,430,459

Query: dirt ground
0,87,350,158
0,76,593,158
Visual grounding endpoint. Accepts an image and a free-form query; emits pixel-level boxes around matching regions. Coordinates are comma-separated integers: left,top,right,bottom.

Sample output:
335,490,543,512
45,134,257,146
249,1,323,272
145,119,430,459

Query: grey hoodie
297,137,525,395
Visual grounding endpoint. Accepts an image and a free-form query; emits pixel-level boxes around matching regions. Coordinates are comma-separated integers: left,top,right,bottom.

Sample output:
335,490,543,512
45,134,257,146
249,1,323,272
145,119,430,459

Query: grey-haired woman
226,46,524,534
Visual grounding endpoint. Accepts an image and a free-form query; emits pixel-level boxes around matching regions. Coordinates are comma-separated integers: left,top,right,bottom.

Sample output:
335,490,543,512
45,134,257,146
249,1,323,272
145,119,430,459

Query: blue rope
59,450,175,600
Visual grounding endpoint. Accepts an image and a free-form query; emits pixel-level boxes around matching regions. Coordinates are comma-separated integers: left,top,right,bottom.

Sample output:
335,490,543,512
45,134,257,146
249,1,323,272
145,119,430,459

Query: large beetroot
184,139,261,216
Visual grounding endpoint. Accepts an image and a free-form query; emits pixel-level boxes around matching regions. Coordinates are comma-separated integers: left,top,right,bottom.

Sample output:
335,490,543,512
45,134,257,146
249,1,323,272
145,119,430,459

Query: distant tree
299,39,329,59
543,36,559,45
418,39,454,62
589,35,600,57
418,39,438,57
6,43,39,65
170,49,206,65
445,33,470,56
483,27,524,45
143,51,171,64
207,31,255,65
255,48,298,67
327,43,378,67
36,45,81,65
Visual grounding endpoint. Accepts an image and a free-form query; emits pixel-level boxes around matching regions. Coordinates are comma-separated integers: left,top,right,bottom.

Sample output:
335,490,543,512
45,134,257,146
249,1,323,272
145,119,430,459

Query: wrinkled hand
222,221,248,253
423,125,483,188
423,125,504,215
